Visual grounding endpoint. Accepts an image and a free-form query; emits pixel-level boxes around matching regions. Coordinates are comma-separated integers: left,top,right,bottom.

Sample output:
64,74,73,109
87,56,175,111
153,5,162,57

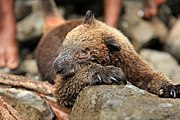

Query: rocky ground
71,85,180,120
0,0,180,120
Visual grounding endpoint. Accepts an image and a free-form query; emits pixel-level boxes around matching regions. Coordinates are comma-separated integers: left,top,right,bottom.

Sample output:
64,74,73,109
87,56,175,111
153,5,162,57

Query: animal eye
82,49,87,53
85,47,89,50
105,38,121,52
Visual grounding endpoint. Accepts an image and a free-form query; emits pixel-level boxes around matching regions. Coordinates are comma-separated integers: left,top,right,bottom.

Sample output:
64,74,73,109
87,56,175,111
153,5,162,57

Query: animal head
53,10,125,79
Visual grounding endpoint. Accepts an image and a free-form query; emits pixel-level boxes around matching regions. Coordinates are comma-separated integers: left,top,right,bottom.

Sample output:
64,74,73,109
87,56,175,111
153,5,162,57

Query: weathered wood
0,96,20,120
0,73,54,95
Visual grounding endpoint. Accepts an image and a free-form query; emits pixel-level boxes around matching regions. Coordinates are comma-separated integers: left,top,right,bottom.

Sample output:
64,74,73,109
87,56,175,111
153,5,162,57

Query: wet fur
36,20,82,83
36,11,180,108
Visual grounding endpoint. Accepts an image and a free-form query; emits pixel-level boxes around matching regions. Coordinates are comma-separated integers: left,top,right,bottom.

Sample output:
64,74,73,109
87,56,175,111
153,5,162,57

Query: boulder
121,0,155,49
20,59,38,75
169,66,180,84
16,4,65,42
0,88,55,120
16,11,44,42
150,18,168,41
14,0,33,21
140,49,178,76
165,18,180,62
71,85,180,120
121,1,168,50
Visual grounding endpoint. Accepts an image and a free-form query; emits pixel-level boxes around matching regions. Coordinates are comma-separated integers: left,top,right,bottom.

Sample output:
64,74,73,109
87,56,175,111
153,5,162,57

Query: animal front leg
54,63,127,108
145,72,180,98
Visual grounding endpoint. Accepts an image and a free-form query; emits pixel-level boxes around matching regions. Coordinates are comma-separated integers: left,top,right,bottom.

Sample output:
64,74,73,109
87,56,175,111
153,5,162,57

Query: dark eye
105,38,121,52
82,49,87,54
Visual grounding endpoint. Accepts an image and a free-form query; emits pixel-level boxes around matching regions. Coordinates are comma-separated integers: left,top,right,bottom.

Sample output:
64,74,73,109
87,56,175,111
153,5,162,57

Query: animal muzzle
53,49,76,79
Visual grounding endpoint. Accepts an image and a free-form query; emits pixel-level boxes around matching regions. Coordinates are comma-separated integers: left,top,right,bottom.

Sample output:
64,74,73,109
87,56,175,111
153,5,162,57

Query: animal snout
53,55,76,79
53,58,64,74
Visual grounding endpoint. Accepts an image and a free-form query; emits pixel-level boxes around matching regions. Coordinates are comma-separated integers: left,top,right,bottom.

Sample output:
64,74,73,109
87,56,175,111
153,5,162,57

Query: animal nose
53,58,64,74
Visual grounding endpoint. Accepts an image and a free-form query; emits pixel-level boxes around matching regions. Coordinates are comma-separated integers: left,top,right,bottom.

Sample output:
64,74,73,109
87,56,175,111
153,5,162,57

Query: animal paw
159,84,180,98
92,66,127,85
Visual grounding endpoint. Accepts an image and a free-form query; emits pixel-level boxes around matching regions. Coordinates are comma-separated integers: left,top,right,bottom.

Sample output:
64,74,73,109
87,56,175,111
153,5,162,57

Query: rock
0,88,55,119
16,11,44,42
0,67,25,75
140,49,178,76
71,85,180,120
0,96,20,120
14,0,33,21
150,18,168,41
121,1,168,50
16,4,65,42
121,0,155,49
167,0,180,16
169,66,180,84
20,59,38,75
158,4,172,26
165,18,180,62
2,96,44,120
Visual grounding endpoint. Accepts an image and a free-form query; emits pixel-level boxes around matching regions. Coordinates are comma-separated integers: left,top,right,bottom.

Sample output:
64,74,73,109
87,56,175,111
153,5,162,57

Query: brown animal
36,10,180,108
36,19,82,84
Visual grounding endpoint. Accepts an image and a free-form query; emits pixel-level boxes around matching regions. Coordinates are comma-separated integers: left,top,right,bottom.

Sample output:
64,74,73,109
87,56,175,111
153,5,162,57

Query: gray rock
122,1,155,49
16,0,65,42
121,1,168,50
2,95,44,120
165,18,180,62
169,66,180,84
150,18,168,41
0,88,44,111
20,59,38,75
140,49,178,76
0,88,55,119
16,11,44,42
14,0,33,21
71,85,180,120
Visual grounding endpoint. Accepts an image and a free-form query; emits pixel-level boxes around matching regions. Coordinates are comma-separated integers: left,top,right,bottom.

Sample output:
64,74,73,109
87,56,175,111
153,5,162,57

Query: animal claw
170,89,176,98
93,73,102,85
97,74,102,82
110,77,118,83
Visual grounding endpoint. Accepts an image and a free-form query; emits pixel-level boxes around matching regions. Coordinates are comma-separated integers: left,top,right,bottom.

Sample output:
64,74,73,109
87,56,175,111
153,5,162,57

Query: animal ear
83,10,95,24
105,38,121,52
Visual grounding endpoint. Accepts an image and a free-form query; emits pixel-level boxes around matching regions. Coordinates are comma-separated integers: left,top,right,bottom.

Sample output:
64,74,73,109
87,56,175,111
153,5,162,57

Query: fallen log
0,96,20,120
0,72,54,95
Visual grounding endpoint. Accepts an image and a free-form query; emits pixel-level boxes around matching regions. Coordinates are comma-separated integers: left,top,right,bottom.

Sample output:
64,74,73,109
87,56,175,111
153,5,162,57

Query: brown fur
36,19,82,83
36,11,180,108
54,63,126,108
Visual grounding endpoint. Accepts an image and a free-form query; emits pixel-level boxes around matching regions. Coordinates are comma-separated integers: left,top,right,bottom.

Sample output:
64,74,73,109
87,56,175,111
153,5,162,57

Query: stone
71,85,180,120
169,66,180,84
121,0,155,49
140,49,178,76
0,88,55,119
165,18,180,62
1,95,44,120
20,59,38,75
167,0,180,16
150,18,168,41
16,2,65,42
16,11,44,42
14,0,33,21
